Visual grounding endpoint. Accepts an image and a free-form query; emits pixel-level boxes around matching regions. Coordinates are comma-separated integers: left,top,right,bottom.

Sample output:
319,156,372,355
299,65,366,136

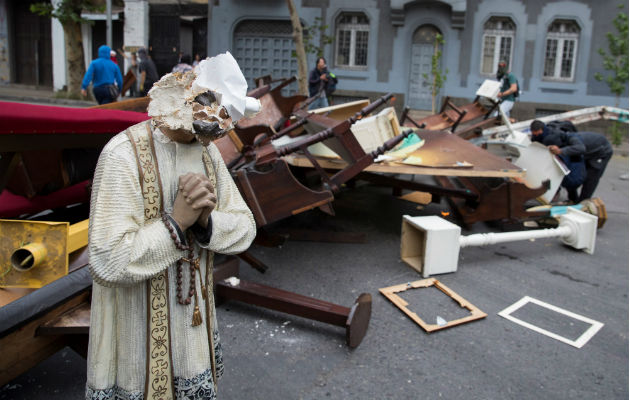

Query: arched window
480,16,515,75
335,12,369,68
543,19,580,81
413,25,440,45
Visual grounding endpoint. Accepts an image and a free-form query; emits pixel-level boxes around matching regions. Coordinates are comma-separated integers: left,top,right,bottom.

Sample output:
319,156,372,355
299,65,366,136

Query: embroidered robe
85,122,256,399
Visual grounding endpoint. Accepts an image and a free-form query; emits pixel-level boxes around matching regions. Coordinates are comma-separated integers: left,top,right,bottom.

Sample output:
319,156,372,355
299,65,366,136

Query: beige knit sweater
86,124,255,399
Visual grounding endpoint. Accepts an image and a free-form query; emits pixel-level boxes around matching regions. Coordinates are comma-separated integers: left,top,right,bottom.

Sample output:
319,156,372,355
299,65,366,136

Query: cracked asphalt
2,156,627,400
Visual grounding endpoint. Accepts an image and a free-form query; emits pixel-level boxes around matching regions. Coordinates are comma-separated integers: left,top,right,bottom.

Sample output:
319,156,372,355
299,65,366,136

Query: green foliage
30,0,103,26
292,17,334,58
608,121,627,146
594,5,628,145
422,33,449,113
594,4,629,103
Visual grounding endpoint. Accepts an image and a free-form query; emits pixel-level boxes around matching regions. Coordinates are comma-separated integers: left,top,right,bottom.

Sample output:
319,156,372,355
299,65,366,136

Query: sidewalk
0,84,96,107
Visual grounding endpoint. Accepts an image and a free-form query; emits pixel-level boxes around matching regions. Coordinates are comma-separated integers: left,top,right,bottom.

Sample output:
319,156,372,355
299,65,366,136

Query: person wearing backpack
495,60,518,117
308,57,332,110
530,120,612,203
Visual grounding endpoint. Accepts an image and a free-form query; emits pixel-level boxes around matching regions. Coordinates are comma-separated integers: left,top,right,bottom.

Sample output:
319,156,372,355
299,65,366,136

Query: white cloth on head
192,52,261,121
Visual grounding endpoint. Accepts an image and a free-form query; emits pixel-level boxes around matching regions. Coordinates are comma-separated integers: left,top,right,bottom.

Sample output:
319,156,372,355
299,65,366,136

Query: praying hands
172,172,216,230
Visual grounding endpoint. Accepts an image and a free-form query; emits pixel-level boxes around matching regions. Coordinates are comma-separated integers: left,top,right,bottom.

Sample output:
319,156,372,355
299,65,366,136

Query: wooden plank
285,154,524,178
308,99,370,121
379,278,487,333
399,191,432,205
90,97,150,113
37,301,91,335
0,290,90,385
284,127,524,178
402,130,518,171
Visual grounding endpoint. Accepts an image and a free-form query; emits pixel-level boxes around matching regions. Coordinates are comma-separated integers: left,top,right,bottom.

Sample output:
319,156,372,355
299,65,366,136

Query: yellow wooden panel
67,219,89,253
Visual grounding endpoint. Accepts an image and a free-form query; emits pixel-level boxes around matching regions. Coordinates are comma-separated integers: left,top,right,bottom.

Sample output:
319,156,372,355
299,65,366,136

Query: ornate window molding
480,16,515,76
543,20,580,82
335,13,369,70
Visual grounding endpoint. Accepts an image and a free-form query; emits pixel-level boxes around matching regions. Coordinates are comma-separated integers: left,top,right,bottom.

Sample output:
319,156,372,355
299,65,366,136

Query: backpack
547,120,577,133
325,72,338,96
502,74,520,98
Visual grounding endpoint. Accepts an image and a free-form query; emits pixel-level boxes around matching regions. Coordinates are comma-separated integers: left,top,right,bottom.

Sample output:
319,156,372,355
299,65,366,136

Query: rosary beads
162,213,204,326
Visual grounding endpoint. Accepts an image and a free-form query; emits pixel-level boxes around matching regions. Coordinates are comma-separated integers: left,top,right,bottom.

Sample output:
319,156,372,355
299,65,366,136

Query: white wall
123,0,149,73
51,0,66,90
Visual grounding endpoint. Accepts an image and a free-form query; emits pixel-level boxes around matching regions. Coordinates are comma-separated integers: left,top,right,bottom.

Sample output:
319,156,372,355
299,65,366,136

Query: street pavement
0,153,627,399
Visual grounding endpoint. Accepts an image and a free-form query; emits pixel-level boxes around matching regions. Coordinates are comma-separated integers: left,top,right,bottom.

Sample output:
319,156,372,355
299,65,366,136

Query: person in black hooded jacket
530,119,613,202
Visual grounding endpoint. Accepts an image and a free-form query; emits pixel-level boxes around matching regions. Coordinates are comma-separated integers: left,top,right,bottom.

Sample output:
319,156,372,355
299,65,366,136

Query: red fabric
0,181,91,218
0,101,149,135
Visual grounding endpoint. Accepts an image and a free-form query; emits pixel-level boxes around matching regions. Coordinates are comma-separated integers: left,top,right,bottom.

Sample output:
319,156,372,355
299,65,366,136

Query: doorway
408,24,442,110
12,0,53,86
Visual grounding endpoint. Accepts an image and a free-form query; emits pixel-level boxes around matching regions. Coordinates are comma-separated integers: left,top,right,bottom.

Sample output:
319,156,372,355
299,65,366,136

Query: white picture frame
498,296,604,348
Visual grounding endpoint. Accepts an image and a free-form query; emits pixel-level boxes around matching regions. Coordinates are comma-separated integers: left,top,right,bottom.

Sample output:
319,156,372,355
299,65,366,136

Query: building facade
0,0,627,115
208,0,628,115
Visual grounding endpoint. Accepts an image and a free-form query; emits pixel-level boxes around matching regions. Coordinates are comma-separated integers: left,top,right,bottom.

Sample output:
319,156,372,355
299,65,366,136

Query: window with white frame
335,13,369,69
480,17,515,75
543,20,580,81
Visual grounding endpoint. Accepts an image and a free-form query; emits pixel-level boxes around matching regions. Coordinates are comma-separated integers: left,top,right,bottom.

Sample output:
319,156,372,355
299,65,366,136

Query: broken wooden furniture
284,128,551,225
379,278,486,332
399,96,498,139
213,257,372,348
233,76,307,148
397,130,549,225
207,93,420,349
434,176,550,226
401,208,598,277
231,93,414,227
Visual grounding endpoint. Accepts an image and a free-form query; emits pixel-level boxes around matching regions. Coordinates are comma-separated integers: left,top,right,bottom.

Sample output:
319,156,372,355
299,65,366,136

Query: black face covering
496,64,508,80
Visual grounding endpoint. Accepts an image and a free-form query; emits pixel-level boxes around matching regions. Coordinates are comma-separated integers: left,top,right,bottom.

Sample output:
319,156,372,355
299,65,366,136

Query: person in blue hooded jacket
81,45,123,104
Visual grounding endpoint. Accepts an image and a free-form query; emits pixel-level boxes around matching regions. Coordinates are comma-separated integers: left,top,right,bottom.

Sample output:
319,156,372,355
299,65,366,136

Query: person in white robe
86,53,260,400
